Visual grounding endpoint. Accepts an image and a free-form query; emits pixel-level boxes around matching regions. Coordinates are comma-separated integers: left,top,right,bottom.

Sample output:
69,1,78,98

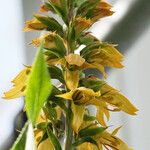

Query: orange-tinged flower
91,1,114,22
32,33,58,49
24,18,47,32
74,17,93,36
39,4,50,12
3,66,31,99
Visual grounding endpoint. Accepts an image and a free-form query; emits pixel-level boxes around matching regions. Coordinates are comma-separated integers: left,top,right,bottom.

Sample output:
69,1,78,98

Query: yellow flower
57,87,101,105
96,130,132,150
57,78,138,126
77,125,132,150
81,43,124,78
3,66,31,99
100,83,138,115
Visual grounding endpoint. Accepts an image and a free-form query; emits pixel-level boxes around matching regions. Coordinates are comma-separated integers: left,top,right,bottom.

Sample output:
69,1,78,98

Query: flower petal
38,139,54,150
101,84,138,115
56,91,73,100
65,54,85,67
64,69,80,90
71,103,85,133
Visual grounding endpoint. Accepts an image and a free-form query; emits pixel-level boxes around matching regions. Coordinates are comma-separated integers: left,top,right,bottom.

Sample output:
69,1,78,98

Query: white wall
0,0,25,149
107,25,150,149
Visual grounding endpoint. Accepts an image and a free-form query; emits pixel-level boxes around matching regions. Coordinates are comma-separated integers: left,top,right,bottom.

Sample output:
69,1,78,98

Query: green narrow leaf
46,125,62,150
48,65,65,84
25,44,51,125
10,122,28,150
34,14,63,36
80,42,101,57
76,0,99,17
78,33,99,45
48,1,67,23
83,114,96,121
72,137,99,149
81,78,105,92
79,127,107,137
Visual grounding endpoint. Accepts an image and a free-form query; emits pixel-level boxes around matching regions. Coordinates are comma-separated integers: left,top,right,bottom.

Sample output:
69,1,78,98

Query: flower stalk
3,0,138,150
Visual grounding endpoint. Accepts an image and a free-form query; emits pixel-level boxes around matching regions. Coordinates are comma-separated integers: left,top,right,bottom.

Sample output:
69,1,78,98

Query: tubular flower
3,66,31,99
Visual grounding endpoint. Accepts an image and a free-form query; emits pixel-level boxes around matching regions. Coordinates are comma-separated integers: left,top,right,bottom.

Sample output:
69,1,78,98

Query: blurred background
0,0,150,149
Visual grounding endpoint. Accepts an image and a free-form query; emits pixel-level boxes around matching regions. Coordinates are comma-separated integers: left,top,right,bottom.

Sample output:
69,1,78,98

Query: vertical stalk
64,101,73,150
64,2,74,149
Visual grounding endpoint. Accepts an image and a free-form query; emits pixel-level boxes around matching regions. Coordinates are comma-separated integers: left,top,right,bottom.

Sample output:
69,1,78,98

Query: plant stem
65,101,73,150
